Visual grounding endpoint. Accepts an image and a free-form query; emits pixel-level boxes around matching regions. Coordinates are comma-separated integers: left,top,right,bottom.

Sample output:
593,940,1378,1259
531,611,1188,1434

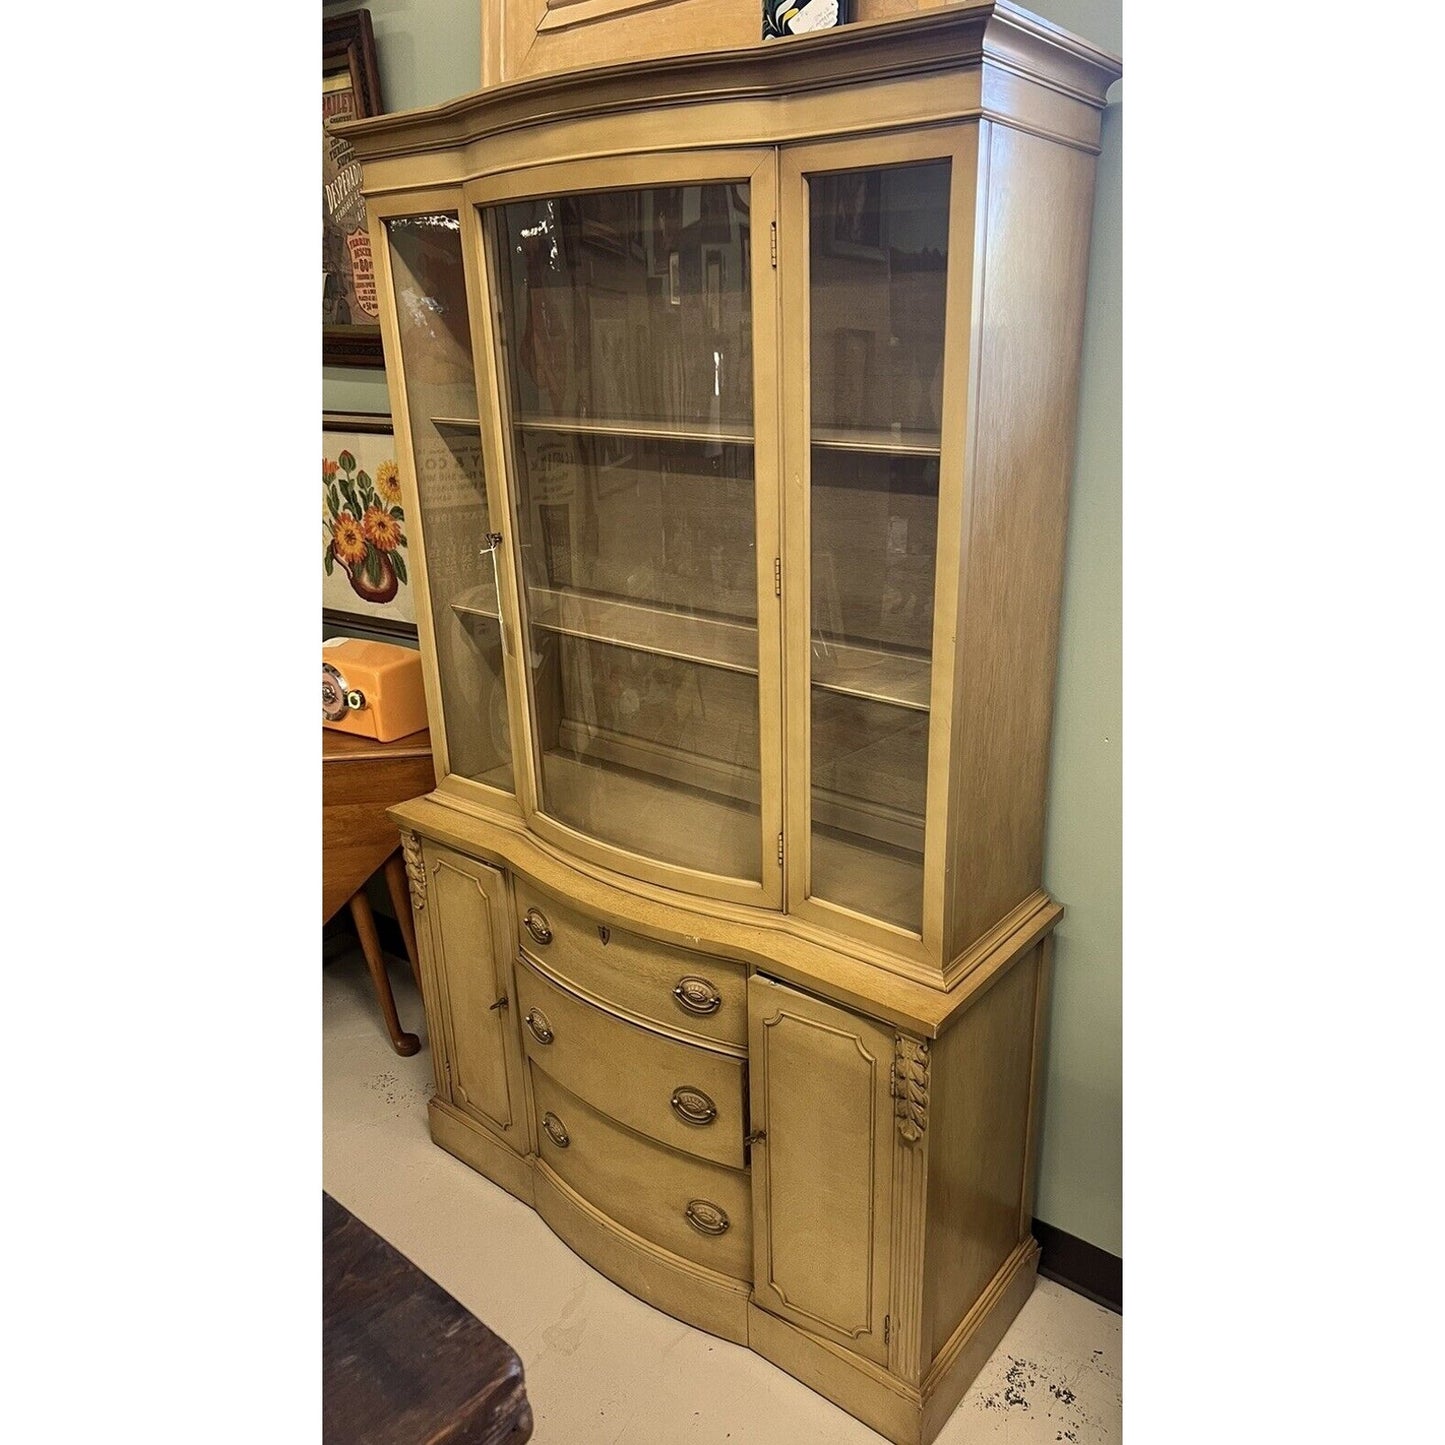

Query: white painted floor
323,944,1121,1444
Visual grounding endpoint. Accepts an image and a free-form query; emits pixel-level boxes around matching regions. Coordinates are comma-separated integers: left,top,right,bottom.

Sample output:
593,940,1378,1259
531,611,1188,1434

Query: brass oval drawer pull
684,1199,730,1236
672,976,722,1016
524,1007,554,1045
541,1111,569,1148
523,908,553,946
670,1086,718,1126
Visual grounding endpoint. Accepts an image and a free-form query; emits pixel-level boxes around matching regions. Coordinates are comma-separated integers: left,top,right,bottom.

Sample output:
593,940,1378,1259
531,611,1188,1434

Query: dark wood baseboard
1032,1218,1121,1313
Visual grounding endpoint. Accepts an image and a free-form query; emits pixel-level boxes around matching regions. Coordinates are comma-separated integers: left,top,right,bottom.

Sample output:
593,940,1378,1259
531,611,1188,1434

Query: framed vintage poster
323,11,385,368
323,413,417,638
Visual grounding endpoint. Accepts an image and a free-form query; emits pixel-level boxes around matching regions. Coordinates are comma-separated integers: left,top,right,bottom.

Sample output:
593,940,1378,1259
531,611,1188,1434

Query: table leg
347,888,421,1057
383,851,424,994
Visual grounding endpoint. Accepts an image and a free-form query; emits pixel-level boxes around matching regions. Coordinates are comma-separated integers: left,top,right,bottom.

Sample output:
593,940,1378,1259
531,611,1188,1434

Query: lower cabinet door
748,975,895,1366
422,844,526,1148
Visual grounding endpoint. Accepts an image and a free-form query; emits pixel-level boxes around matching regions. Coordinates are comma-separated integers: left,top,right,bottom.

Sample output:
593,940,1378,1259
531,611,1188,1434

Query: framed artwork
825,168,886,261
763,1,849,41
323,413,417,638
323,11,385,368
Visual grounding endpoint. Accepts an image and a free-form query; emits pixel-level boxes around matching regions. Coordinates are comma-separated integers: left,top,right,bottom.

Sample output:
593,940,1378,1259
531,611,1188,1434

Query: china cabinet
337,6,1118,1441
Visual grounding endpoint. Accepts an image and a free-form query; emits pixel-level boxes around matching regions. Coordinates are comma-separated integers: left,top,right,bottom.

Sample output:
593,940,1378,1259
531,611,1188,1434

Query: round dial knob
322,662,349,722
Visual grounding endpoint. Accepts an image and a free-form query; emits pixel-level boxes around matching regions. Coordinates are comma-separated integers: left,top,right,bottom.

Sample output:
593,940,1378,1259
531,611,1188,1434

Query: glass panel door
488,182,764,884
805,161,952,933
384,212,514,793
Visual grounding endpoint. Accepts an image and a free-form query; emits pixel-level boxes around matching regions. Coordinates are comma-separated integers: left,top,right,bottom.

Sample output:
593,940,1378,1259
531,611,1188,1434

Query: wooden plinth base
426,1103,1038,1445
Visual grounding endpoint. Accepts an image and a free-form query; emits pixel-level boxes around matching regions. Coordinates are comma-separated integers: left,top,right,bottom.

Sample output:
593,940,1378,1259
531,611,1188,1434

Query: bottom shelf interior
540,748,762,882
532,746,923,935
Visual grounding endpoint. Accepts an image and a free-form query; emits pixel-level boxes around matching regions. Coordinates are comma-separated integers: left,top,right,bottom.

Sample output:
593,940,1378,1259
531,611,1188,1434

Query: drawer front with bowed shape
514,881,748,1050
515,956,746,1169
530,1064,752,1281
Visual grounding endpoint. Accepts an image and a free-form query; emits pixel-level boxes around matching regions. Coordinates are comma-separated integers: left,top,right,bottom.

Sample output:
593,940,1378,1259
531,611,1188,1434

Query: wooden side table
323,726,435,1056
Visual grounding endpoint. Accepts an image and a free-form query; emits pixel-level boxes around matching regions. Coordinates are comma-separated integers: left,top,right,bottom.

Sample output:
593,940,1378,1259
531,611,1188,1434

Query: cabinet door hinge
884,1314,891,1346
770,221,778,269
777,832,784,867
774,557,782,597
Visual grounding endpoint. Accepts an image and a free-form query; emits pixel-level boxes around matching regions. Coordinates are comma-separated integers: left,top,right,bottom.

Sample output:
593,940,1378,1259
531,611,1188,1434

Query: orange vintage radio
321,638,428,742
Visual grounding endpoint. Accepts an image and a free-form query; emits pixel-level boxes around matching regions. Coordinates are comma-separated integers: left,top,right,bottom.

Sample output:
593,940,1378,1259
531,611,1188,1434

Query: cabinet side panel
922,945,1037,1364
947,124,1099,952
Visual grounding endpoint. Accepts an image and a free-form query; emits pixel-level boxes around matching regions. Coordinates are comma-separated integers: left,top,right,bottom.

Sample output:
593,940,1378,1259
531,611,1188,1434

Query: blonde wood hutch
336,5,1119,1440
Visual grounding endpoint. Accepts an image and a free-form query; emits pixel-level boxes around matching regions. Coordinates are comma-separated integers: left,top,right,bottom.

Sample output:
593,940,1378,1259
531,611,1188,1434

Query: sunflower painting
323,416,417,633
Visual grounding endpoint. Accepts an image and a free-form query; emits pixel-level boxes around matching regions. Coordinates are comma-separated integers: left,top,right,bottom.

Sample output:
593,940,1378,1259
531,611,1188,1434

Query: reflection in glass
385,213,514,792
490,184,762,883
807,162,951,932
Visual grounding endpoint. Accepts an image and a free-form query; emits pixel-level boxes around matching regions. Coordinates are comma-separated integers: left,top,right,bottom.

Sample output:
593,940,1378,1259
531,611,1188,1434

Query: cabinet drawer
514,881,748,1050
515,957,746,1169
531,1065,752,1282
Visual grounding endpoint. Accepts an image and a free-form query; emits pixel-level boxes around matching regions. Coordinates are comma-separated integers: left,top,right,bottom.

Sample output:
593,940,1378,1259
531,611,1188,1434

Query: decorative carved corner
400,830,426,912
893,1035,930,1144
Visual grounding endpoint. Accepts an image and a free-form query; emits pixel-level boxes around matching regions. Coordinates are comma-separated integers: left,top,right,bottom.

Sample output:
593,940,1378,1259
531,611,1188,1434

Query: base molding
428,1098,535,1208
747,1239,1039,1445
425,1095,1048,1445
920,1238,1040,1442
533,1162,752,1345
749,1304,924,1443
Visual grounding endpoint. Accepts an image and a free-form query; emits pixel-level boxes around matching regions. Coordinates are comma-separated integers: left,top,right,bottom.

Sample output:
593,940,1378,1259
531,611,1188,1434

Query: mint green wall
324,0,1123,1260
1032,0,1122,1258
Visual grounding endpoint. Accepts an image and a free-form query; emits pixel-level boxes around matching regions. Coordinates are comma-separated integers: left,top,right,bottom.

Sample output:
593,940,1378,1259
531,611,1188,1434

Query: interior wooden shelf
514,414,754,446
810,829,924,938
539,748,923,920
453,584,929,709
812,642,931,712
440,416,936,456
451,582,502,622
534,590,758,674
811,426,941,457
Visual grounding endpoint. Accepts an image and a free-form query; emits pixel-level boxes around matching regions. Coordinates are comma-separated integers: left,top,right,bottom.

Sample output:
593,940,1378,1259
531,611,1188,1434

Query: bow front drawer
515,955,746,1169
513,881,747,1049
530,1065,751,1282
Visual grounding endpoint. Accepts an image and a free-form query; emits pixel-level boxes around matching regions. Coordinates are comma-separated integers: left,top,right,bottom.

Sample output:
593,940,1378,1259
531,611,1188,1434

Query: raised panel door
423,844,527,1147
748,975,895,1366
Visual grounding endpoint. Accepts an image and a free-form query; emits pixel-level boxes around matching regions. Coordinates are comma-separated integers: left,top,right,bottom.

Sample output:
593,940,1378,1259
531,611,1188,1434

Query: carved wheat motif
400,830,426,911
894,1036,930,1143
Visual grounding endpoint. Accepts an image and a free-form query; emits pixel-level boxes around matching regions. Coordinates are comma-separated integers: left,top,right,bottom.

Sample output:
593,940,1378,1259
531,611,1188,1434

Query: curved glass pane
490,184,762,882
385,213,514,791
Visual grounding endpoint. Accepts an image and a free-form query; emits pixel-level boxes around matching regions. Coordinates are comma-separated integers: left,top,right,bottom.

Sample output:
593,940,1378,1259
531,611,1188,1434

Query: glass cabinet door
383,211,515,794
486,181,767,886
802,160,954,935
